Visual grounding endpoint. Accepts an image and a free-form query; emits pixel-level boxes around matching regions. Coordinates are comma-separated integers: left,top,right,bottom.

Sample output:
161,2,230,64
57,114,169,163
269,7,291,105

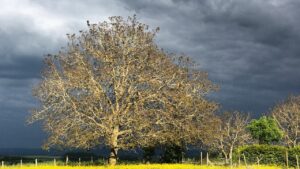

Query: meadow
0,164,282,169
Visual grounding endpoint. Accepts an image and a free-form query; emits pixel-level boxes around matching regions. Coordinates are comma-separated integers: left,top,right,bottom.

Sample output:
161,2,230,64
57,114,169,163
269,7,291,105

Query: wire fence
0,152,299,167
0,156,108,167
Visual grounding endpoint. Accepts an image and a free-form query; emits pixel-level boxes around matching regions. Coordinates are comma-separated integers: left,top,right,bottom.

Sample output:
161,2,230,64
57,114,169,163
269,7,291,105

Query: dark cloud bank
1,0,300,148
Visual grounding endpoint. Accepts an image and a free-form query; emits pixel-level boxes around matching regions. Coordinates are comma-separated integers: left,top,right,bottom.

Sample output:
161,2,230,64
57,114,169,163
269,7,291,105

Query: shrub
142,146,156,163
237,145,300,166
162,144,183,163
237,144,286,165
288,146,300,166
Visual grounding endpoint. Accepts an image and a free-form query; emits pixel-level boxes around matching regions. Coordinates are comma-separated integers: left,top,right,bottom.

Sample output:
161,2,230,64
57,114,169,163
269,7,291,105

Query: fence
0,156,108,167
1,152,299,167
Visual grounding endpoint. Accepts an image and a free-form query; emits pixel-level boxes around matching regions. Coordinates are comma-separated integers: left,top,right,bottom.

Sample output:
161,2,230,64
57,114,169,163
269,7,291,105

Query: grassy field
0,164,282,169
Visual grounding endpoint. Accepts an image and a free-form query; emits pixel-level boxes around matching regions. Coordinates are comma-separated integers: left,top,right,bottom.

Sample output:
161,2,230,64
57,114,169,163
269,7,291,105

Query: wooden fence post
1,161,4,168
20,159,23,167
200,152,203,165
91,156,93,163
206,152,209,165
238,154,241,166
66,156,69,165
35,158,38,167
286,150,289,168
54,158,56,166
79,158,81,166
296,155,299,169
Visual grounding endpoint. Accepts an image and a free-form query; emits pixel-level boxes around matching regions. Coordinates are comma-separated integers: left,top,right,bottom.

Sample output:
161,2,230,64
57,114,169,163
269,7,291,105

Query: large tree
213,111,251,165
272,95,300,147
29,16,217,165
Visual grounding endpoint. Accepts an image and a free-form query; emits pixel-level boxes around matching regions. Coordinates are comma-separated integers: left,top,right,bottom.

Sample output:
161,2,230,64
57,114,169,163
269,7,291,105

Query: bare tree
272,95,300,148
213,111,251,165
28,16,217,165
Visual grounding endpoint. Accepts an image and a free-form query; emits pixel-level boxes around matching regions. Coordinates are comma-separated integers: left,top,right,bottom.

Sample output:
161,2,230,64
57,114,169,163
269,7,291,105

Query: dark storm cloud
0,13,58,149
0,0,131,148
1,0,300,148
120,0,300,114
0,56,42,79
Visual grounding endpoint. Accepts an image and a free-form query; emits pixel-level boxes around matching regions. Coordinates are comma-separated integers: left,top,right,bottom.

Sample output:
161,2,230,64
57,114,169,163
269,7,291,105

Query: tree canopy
29,16,218,165
213,111,251,165
247,116,283,144
272,95,300,147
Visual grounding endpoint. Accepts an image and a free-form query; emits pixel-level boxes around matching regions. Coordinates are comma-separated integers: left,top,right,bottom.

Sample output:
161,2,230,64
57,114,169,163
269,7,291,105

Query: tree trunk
222,151,228,165
108,148,118,165
225,156,229,165
108,125,119,166
229,147,233,167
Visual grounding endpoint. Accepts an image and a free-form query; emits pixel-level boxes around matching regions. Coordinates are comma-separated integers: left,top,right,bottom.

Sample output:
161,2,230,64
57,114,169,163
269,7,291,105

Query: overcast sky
1,0,300,148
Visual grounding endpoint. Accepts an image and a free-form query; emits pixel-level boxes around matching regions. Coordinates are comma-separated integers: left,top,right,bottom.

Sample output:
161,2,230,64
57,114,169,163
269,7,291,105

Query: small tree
29,16,218,165
272,95,300,148
247,116,283,144
213,111,251,165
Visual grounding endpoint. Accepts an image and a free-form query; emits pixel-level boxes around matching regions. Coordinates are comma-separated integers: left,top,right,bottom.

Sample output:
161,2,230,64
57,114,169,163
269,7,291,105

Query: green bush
288,146,300,166
236,144,300,166
162,144,183,163
237,144,286,165
142,146,156,163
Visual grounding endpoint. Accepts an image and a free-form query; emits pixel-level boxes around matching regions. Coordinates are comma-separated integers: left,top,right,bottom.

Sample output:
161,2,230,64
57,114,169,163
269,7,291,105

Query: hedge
236,144,300,166
288,146,300,166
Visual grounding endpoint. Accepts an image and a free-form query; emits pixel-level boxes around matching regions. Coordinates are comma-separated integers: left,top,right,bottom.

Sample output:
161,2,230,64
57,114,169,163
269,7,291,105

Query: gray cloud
1,0,300,148
120,0,300,114
0,0,131,148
